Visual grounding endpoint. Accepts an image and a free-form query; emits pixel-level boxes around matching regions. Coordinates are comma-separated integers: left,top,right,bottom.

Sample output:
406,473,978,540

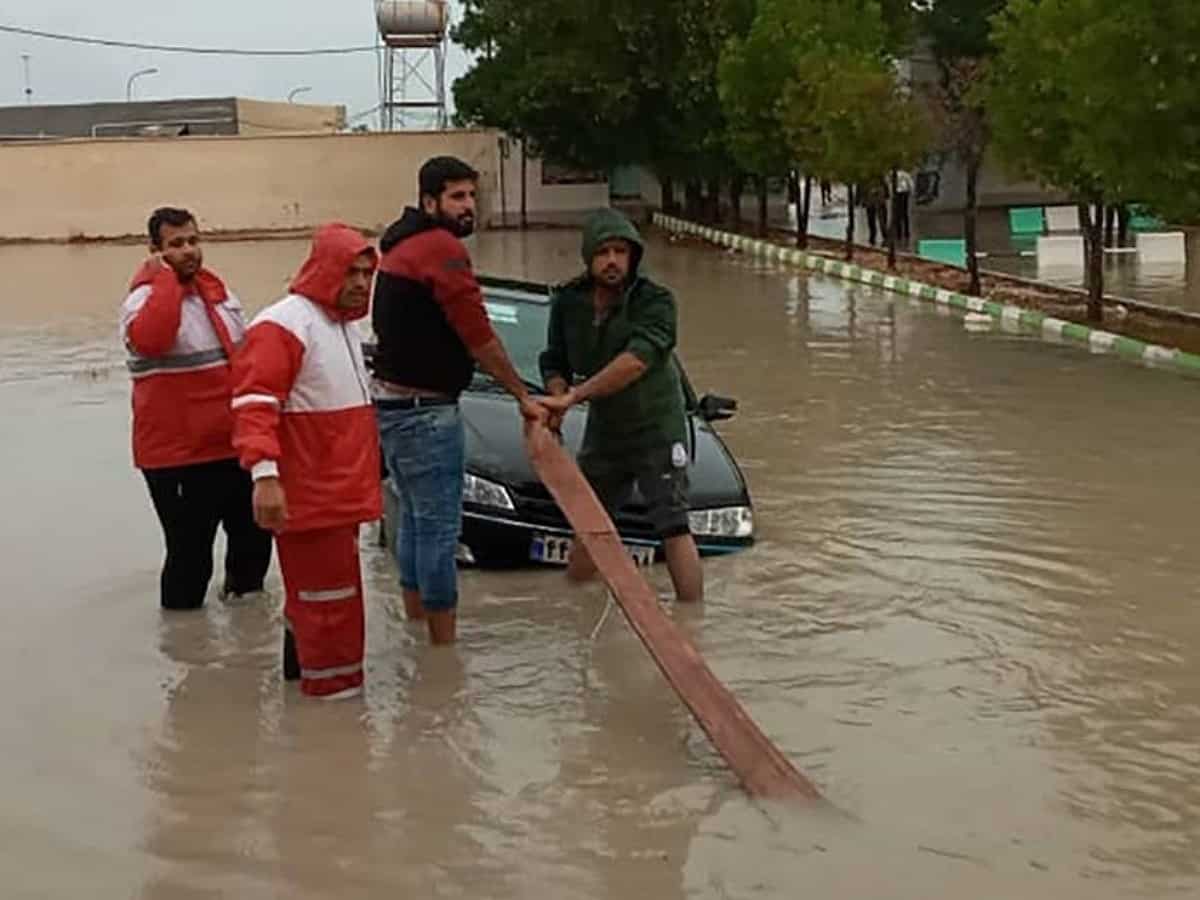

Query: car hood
460,392,750,509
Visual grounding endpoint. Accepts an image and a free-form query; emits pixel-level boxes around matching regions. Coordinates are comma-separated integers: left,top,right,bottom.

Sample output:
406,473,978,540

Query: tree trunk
660,176,675,214
797,175,813,249
887,168,899,270
1084,199,1105,322
965,155,981,295
756,177,769,236
729,174,745,228
705,177,722,224
519,138,528,230
684,180,703,220
845,184,856,261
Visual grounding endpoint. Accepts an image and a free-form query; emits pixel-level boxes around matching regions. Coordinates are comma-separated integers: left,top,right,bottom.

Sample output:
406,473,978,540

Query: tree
783,51,929,262
917,0,1008,296
722,0,894,244
717,0,808,237
455,0,754,219
986,0,1199,320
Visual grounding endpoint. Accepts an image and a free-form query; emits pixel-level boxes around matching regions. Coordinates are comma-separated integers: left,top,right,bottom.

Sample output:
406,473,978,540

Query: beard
436,205,475,238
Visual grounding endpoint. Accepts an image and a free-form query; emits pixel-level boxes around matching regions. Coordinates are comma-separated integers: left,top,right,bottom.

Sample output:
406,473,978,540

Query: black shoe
283,629,301,682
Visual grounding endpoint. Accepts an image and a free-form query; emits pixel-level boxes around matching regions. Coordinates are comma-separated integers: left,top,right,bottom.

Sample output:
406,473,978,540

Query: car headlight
688,506,754,538
463,473,515,511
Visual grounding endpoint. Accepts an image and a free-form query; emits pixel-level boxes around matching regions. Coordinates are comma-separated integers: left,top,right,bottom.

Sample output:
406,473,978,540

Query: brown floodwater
2,229,1199,898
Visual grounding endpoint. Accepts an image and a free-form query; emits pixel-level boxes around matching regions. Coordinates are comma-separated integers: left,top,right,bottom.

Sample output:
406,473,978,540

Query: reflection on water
1,229,1199,897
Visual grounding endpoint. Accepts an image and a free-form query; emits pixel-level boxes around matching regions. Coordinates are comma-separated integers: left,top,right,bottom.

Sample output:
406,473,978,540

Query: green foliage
782,50,930,188
719,0,891,180
453,0,753,179
987,0,1197,218
919,0,1008,60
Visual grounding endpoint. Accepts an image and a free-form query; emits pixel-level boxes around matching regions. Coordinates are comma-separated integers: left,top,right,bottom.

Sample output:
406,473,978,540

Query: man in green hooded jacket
538,209,703,603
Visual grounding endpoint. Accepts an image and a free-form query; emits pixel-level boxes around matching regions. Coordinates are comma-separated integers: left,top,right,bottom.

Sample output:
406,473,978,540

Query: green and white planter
654,213,1200,378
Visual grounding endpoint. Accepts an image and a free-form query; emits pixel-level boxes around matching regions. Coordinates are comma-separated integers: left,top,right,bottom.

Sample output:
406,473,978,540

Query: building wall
493,138,611,226
0,128,609,242
918,150,1068,212
0,98,240,140
0,130,499,241
234,99,346,136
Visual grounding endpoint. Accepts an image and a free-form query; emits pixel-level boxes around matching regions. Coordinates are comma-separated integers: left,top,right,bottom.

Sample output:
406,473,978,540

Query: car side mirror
697,393,737,422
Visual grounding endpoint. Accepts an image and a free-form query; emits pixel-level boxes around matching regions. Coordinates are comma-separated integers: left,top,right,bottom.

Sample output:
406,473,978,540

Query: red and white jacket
231,223,382,534
119,262,246,470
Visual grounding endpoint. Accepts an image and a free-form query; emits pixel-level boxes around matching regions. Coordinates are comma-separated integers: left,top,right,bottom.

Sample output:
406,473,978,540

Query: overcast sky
0,1,474,123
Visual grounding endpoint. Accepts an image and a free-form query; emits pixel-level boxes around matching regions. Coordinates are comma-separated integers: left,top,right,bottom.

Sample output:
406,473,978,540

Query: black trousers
866,203,889,245
895,192,911,241
143,458,273,610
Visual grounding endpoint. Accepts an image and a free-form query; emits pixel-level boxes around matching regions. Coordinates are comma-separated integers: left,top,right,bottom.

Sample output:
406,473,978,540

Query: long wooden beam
525,424,824,803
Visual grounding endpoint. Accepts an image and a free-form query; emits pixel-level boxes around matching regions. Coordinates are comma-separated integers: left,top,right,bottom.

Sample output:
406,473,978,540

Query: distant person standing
894,169,914,242
371,156,546,645
119,207,272,610
861,179,890,246
231,223,381,700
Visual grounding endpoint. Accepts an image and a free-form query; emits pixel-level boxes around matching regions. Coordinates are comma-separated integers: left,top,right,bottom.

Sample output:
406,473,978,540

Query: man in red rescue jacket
230,223,381,700
119,207,272,610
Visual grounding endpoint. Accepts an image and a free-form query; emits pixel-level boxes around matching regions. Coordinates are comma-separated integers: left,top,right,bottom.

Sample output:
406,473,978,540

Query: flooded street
3,229,1200,898
799,197,1200,313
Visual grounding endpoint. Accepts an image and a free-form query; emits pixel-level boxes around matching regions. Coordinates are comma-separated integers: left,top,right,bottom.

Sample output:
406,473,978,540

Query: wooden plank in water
525,424,824,803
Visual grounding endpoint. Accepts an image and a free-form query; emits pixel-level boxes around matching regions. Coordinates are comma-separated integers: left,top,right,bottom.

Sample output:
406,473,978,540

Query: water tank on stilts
375,1,449,130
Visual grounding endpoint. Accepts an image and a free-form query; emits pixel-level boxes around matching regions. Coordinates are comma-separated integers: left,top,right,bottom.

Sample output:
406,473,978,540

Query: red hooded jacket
230,223,382,533
119,261,246,469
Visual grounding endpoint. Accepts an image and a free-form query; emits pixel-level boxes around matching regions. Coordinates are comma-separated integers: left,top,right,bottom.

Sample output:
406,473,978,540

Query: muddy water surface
2,230,1199,898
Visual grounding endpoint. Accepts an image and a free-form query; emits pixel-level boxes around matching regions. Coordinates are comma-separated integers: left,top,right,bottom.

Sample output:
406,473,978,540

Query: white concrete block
1037,235,1085,268
1045,206,1079,233
1137,231,1186,264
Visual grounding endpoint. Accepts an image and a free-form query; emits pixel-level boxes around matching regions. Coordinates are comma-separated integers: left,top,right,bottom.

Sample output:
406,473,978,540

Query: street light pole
20,53,32,105
287,86,313,103
126,67,159,102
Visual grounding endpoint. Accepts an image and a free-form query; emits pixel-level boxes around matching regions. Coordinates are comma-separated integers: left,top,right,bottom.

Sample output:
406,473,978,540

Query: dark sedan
378,276,755,568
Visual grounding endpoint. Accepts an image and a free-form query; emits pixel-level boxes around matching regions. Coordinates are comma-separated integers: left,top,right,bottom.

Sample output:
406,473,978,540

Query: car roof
478,275,551,306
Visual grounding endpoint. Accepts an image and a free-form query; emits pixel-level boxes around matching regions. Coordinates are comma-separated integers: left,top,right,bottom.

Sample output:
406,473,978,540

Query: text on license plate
530,534,655,567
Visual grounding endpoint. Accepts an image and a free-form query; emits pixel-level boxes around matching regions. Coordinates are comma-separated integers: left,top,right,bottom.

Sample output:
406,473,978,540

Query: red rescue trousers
276,525,365,697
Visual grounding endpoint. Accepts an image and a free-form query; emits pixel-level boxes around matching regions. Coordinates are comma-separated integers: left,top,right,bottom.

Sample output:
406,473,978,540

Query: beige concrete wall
0,130,501,241
234,98,346,135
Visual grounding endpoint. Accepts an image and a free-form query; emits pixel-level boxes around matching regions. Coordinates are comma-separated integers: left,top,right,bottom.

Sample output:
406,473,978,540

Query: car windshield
471,286,551,392
471,283,698,410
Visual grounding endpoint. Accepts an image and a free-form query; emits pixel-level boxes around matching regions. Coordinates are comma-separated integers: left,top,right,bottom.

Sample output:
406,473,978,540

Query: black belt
375,395,457,410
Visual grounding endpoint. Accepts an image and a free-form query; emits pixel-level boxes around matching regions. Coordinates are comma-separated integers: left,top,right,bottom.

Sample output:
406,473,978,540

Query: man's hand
253,476,288,531
543,376,570,433
539,388,578,419
519,395,549,425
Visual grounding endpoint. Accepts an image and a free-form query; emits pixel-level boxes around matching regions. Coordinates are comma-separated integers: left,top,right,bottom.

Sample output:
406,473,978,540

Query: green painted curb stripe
1112,336,1147,360
1172,350,1200,372
1060,323,1092,344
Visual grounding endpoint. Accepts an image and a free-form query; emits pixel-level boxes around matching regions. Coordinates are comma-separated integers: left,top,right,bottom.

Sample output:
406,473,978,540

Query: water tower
376,0,449,130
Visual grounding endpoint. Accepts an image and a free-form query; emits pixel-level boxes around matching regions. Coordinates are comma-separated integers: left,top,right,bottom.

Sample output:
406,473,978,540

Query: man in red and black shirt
372,156,545,645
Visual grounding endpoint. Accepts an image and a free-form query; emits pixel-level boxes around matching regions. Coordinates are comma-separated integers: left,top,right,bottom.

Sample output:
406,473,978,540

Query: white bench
1045,205,1079,233
1136,232,1186,264
1037,235,1084,267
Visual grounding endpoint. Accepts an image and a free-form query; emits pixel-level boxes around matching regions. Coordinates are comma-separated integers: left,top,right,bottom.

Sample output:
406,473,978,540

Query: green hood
581,208,645,277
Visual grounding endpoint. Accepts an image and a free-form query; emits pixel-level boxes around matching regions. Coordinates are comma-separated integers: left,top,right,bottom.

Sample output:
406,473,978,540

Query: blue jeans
376,403,464,611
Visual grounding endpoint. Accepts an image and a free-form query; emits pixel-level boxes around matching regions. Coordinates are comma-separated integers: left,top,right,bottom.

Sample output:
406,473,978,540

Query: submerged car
375,275,755,568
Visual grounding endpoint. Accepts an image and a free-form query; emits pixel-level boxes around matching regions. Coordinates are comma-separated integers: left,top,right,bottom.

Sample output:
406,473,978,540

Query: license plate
530,534,655,567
